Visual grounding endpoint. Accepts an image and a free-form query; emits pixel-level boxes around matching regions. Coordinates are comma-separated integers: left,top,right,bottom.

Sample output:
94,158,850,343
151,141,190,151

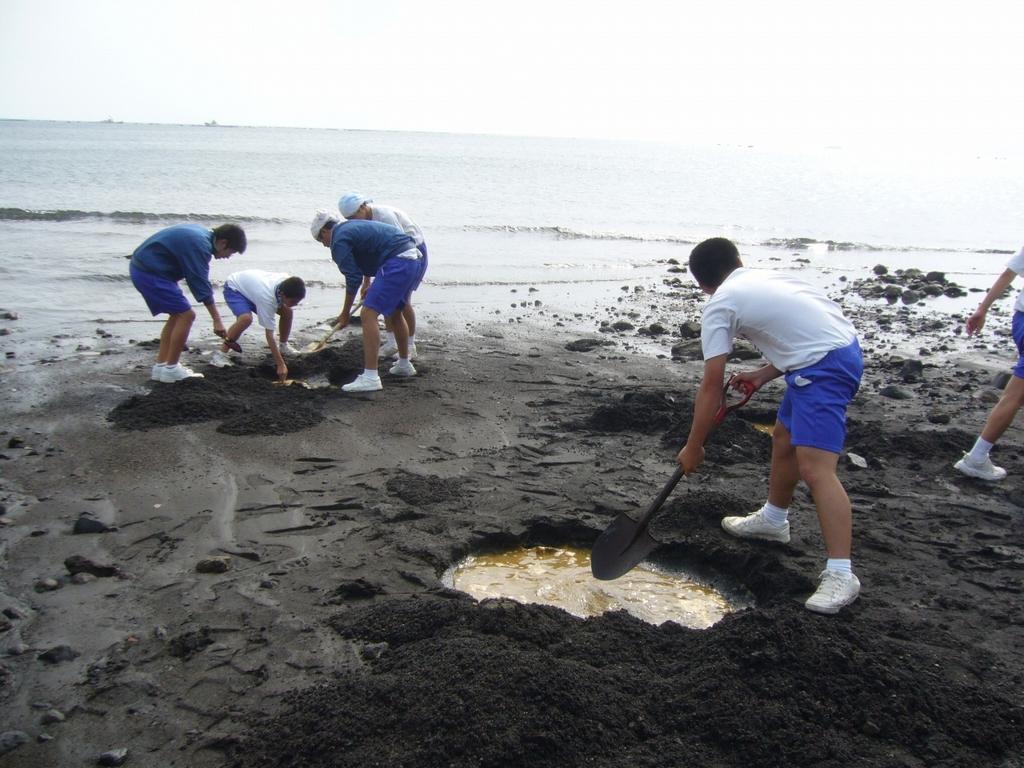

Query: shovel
302,301,362,354
590,376,756,581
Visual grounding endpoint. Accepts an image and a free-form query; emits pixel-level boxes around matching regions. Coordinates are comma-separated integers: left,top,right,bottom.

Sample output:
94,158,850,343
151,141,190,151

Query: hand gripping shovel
302,301,362,354
590,377,756,580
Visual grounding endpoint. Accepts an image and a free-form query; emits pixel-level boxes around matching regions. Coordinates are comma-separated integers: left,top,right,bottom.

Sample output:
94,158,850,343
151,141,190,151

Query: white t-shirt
371,204,424,246
1007,246,1024,312
225,270,290,330
700,268,857,372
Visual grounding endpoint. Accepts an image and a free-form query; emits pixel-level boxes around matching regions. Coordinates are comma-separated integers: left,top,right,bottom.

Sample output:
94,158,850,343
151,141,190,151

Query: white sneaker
159,364,205,383
721,509,791,543
342,372,383,392
279,341,298,357
954,453,1006,481
805,570,861,614
151,364,165,381
210,350,233,368
389,359,417,377
378,340,399,358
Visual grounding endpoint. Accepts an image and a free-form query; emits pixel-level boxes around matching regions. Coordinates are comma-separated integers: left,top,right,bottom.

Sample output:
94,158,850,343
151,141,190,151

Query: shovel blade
590,512,660,581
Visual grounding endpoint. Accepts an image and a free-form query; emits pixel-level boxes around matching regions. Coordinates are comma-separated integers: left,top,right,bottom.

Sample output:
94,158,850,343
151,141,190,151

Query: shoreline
1,288,1023,765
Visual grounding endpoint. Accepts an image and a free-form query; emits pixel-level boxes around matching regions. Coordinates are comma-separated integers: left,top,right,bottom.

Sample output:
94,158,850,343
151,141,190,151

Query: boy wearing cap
213,270,306,382
679,237,863,615
338,192,427,361
129,222,246,383
310,210,424,392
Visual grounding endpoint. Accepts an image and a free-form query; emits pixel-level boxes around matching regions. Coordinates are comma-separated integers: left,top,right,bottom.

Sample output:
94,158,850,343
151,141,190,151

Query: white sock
363,368,380,378
408,334,416,346
761,502,789,526
154,362,167,368
967,437,993,463
826,558,852,574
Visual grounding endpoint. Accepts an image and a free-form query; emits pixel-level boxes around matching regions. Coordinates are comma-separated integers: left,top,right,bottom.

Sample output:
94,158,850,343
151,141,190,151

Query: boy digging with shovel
679,237,863,615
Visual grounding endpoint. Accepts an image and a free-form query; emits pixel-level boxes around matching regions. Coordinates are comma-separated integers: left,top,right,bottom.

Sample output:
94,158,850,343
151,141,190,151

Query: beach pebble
989,372,1011,389
671,339,702,361
73,515,111,534
975,389,1001,404
65,555,118,578
34,578,61,592
37,645,80,664
98,747,129,766
678,320,701,339
196,556,231,574
879,385,913,400
71,572,98,585
0,311,18,320
845,453,868,470
40,709,65,725
900,290,922,305
6,437,24,449
899,360,924,383
0,730,30,756
926,412,951,425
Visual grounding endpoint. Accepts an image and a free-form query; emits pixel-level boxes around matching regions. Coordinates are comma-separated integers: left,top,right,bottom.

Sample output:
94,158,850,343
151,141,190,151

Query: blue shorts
1011,311,1024,379
130,264,191,316
777,339,863,454
364,251,423,316
411,242,429,292
224,285,257,318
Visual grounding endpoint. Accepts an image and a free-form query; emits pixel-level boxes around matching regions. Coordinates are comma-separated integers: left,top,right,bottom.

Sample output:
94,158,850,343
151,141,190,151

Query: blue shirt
130,224,217,304
329,220,417,295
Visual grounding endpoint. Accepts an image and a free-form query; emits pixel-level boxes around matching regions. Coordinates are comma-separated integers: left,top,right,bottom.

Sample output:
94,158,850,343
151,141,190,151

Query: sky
1,0,1022,153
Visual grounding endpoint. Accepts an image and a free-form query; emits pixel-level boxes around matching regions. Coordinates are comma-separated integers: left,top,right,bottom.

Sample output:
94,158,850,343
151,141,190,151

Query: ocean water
1,119,1023,368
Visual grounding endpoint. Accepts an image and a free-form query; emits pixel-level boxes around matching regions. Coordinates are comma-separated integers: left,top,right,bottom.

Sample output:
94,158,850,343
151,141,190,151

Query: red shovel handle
713,375,755,425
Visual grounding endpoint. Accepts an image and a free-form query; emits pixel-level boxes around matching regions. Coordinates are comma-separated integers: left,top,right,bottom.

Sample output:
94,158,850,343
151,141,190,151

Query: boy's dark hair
213,223,247,253
322,219,337,232
689,237,741,289
279,276,306,301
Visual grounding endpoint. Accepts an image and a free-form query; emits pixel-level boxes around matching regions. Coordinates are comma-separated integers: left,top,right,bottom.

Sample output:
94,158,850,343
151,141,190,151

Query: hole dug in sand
444,545,752,628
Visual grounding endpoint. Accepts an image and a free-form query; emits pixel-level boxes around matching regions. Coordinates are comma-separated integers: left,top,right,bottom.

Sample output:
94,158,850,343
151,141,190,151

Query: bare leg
767,421,801,509
223,313,252,351
159,310,195,366
360,306,381,370
402,302,416,338
795,446,851,558
277,307,293,344
390,310,410,358
980,374,1024,443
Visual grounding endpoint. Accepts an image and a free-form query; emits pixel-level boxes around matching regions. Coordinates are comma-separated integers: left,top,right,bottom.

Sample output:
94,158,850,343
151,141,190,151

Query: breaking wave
0,207,287,224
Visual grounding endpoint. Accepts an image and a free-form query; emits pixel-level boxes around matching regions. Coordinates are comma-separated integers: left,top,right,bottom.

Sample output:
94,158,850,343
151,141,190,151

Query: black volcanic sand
1,320,1023,768
107,340,369,435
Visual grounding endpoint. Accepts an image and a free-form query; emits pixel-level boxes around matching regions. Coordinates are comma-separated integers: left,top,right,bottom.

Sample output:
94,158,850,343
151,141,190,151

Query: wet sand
1,276,1023,768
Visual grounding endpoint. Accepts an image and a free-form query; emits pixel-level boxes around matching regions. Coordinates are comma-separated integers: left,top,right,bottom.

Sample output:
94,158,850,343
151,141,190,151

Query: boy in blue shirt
129,223,246,382
311,211,425,393
338,192,428,361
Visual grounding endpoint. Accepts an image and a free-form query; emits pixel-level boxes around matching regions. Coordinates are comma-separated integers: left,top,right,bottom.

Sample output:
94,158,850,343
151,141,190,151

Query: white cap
310,209,338,239
338,192,371,218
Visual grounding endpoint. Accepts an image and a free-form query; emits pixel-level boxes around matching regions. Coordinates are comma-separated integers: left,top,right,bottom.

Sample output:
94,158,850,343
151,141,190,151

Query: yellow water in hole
752,422,774,435
445,546,749,628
